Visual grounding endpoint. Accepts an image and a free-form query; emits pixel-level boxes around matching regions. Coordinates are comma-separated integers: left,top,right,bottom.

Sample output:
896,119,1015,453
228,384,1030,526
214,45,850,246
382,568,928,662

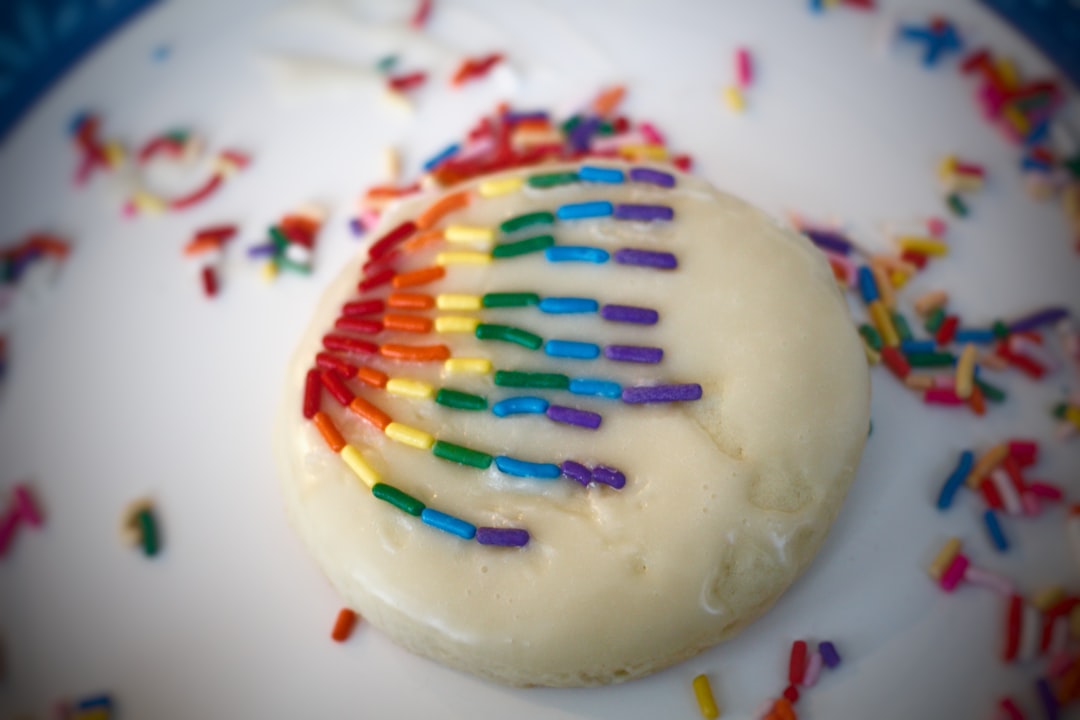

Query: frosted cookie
276,163,870,687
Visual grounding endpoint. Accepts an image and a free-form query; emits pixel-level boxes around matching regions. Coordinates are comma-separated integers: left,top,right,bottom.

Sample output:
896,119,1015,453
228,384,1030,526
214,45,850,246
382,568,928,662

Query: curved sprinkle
492,396,550,417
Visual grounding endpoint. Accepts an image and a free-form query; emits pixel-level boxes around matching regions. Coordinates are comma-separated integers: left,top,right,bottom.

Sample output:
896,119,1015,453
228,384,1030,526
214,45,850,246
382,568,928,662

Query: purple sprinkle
601,304,658,325
507,110,549,124
349,218,366,237
604,345,663,364
804,229,853,256
592,465,626,489
621,383,703,404
560,460,593,486
247,243,277,259
546,405,602,430
569,116,601,152
818,641,841,669
1037,677,1059,719
613,204,674,222
628,167,675,188
476,527,530,547
1008,306,1070,334
613,248,677,269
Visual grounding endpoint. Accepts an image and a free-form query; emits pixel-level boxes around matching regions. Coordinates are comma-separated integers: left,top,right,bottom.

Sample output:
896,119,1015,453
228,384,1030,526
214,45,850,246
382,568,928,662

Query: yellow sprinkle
383,145,401,183
436,293,482,311
435,316,480,334
436,251,492,266
897,236,950,257
341,445,380,489
869,300,899,347
965,443,1009,488
260,260,278,282
904,374,934,391
937,154,958,182
954,343,978,400
445,225,496,245
104,141,125,168
132,191,165,214
943,174,984,193
617,143,669,160
1033,586,1066,612
1002,104,1029,135
691,674,720,719
723,85,745,113
864,343,881,366
890,270,909,289
869,259,895,310
384,422,435,450
1065,405,1080,430
382,88,414,114
511,128,563,148
444,357,492,375
385,378,435,400
995,57,1018,88
479,176,524,197
928,537,962,581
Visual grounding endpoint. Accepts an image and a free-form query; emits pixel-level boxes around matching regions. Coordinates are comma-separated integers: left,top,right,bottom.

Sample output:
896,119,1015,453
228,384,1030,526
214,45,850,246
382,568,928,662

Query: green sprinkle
475,323,542,350
891,312,913,342
992,320,1010,339
276,256,312,275
946,192,968,218
269,225,290,254
1064,153,1080,179
560,115,583,134
491,235,555,259
1052,402,1067,419
595,119,615,136
137,509,159,557
500,212,555,235
906,352,957,368
493,370,570,389
976,378,1007,403
376,54,398,73
925,306,946,334
432,440,493,469
482,292,541,308
435,388,488,411
372,483,425,516
527,171,578,189
859,324,883,351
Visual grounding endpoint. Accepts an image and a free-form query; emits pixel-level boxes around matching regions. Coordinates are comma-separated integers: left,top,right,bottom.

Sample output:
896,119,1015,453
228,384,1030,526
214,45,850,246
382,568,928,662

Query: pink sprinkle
931,374,957,389
940,552,969,592
0,508,21,556
963,564,1015,596
924,387,965,406
121,201,137,218
999,697,1026,720
801,650,824,687
1008,439,1039,467
1027,482,1062,501
673,154,692,172
638,122,665,145
13,484,42,527
926,217,948,237
735,47,753,88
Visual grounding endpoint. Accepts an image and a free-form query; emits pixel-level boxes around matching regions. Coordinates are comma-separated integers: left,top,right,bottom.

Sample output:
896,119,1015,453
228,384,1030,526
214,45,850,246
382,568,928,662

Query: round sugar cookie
276,163,870,687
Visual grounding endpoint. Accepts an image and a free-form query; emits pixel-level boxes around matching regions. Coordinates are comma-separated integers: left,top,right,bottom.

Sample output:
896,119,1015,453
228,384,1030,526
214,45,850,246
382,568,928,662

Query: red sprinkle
342,299,386,317
388,71,428,93
302,369,321,419
410,0,432,28
368,221,417,260
334,317,383,335
170,173,224,211
331,608,359,642
782,685,800,703
1008,439,1039,467
935,315,959,345
999,697,1025,720
880,346,911,379
924,387,965,406
788,640,808,685
981,478,1005,509
319,369,355,407
322,334,378,357
315,353,358,378
358,267,396,293
201,266,218,298
1003,595,1023,662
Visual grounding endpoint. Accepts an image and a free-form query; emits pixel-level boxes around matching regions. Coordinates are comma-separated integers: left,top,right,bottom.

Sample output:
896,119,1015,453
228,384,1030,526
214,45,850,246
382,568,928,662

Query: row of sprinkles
303,161,703,549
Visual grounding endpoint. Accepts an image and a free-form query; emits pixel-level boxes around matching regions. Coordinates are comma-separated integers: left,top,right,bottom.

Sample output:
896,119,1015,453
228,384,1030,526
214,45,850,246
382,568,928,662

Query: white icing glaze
276,163,870,686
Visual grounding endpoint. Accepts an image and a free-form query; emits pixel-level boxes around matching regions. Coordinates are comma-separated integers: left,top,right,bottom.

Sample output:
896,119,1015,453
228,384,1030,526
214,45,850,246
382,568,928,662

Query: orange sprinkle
513,118,552,133
355,366,388,388
417,190,469,230
383,314,433,333
387,292,434,310
969,383,986,416
591,85,626,116
774,698,797,720
348,396,392,431
380,343,451,362
25,234,71,259
402,229,445,254
182,235,225,257
312,411,346,452
281,215,320,237
392,265,445,289
331,608,359,642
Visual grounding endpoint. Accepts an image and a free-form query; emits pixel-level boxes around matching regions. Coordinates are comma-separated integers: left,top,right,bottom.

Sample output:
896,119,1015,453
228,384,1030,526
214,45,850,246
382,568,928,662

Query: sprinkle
906,351,956,368
964,565,1015,596
544,339,600,359
538,297,598,314
392,265,445,289
417,190,469,230
385,378,435,399
475,527,529,547
435,316,479,334
937,450,974,509
492,234,555,258
320,369,356,406
436,250,492,265
356,367,389,388
613,248,677,269
434,388,487,411
359,267,395,293
200,266,218,297
802,651,824,687
818,641,842,669
546,405,602,429
805,229,854,255
494,370,569,389
857,266,880,304
380,343,451,362
134,506,158,557
495,456,561,479
383,314,433,333
331,608,359,642
621,383,702,403
476,323,542,350
966,443,1009,487
605,345,663,364
372,482,425,516
928,537,963,580
492,396,549,416
940,552,970,593
954,343,977,399
422,143,461,172
340,445,380,488
735,47,753,88
569,378,622,399
436,293,482,311
384,422,435,450
478,176,524,197
431,439,492,469
897,236,949,256
628,167,676,187
592,465,626,488
444,357,492,374
483,292,540,307
578,166,625,183
343,299,386,316
527,171,579,188
983,509,1009,552
445,225,496,246
723,85,745,112
946,192,968,217
500,211,555,234
868,300,899,347
556,201,614,220
368,221,417,260
544,246,610,263
789,640,808,685
692,674,720,719
1037,678,1059,720
347,397,393,431
880,346,911,380
614,204,674,222
303,369,322,419
600,304,658,325
313,411,347,452
420,508,477,540
561,461,593,486
1009,306,1070,334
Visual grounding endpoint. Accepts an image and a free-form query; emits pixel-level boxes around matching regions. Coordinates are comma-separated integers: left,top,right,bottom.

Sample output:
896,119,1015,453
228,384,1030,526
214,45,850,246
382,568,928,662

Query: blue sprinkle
857,266,879,304
556,201,614,220
544,246,609,263
422,142,460,171
936,450,973,510
538,297,599,314
495,456,561,479
76,695,113,711
953,328,996,345
900,339,937,354
492,396,549,416
578,166,625,183
983,509,1009,552
420,508,476,540
544,339,600,359
569,378,622,399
